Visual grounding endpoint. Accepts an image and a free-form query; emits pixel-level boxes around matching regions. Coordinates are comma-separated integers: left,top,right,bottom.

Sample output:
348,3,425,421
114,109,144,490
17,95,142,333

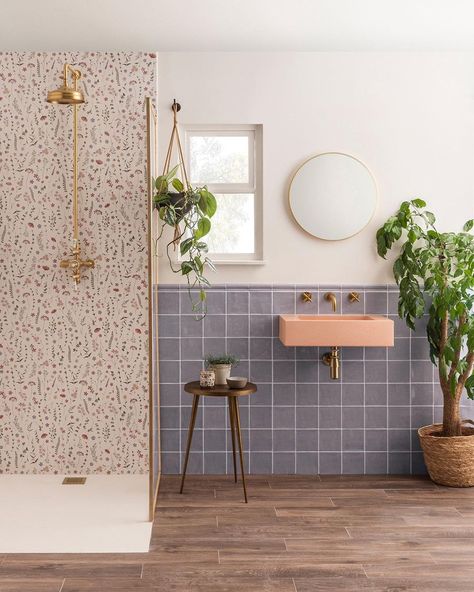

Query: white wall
158,52,474,285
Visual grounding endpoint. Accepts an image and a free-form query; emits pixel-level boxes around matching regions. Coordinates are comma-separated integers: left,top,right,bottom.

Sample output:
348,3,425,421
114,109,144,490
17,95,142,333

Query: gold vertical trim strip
146,97,161,522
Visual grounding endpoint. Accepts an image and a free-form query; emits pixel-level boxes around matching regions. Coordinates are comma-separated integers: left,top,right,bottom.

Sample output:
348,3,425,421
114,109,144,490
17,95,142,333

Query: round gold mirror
289,152,377,241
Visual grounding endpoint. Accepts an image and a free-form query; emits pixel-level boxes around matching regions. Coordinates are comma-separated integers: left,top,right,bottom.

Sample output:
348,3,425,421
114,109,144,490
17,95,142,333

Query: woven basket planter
419,423,474,487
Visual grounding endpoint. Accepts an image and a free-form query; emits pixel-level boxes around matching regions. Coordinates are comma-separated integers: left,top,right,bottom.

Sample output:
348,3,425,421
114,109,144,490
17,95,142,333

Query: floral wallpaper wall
0,52,156,473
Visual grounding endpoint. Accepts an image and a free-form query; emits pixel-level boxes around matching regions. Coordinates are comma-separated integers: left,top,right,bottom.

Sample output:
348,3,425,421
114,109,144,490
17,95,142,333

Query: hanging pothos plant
153,100,217,318
153,164,217,317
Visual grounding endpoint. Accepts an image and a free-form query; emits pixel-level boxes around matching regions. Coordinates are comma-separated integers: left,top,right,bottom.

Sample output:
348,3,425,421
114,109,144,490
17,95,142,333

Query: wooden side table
180,381,257,503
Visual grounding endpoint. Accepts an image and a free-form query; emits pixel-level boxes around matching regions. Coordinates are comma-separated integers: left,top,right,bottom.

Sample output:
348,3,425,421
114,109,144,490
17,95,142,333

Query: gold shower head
46,64,85,105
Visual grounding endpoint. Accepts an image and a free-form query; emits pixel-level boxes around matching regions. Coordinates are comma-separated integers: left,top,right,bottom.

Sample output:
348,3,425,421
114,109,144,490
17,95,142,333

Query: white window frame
183,124,263,264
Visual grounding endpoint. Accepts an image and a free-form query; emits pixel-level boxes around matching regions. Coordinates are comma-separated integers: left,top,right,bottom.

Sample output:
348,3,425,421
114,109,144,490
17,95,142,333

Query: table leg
180,394,200,494
232,397,248,503
228,396,238,483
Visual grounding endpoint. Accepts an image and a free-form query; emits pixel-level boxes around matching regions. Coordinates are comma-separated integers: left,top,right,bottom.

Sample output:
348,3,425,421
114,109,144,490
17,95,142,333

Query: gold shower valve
60,244,95,285
348,291,360,303
301,291,313,303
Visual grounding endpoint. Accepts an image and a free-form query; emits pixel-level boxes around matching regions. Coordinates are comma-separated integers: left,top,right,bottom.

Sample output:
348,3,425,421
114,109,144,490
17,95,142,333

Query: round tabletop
184,381,257,398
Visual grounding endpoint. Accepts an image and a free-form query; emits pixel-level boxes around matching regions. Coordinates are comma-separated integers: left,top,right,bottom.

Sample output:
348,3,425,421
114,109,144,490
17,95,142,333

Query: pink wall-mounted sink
279,315,394,347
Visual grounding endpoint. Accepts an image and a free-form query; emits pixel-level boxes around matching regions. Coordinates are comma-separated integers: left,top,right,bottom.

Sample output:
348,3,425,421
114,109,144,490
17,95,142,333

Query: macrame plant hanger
161,100,190,244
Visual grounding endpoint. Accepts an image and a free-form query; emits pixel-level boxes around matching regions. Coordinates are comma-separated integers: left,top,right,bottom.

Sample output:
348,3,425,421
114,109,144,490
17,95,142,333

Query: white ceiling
3,0,474,51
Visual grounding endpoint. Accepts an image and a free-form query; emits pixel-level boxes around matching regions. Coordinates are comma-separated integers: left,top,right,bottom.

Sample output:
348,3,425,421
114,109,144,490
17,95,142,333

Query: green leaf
425,211,436,225
204,191,217,218
180,237,194,256
194,217,211,240
411,198,426,208
172,178,184,192
154,176,168,193
463,219,474,232
180,261,193,275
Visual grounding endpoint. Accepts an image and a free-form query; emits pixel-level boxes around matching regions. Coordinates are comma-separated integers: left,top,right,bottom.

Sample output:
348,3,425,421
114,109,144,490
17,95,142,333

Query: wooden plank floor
1,474,474,591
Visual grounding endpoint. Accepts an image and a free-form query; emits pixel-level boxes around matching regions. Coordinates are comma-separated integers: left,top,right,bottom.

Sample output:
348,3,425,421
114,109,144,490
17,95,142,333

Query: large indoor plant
154,165,217,317
377,199,474,486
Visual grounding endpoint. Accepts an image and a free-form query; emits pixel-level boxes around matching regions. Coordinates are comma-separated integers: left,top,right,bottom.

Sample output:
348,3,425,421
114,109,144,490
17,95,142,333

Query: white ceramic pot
210,364,232,385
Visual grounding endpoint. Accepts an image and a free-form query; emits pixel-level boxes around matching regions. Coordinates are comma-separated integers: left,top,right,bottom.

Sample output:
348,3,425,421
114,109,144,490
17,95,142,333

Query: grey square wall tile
204,315,226,338
365,407,387,429
162,452,181,474
204,406,226,428
388,429,411,451
226,337,249,360
274,361,295,383
227,315,248,337
296,406,318,429
250,452,272,474
274,429,295,451
249,406,272,429
341,361,364,383
296,361,318,383
319,430,341,451
343,430,364,451
319,452,342,474
181,315,203,337
341,291,364,314
365,347,387,361
365,429,387,451
343,347,364,361
227,291,249,314
203,338,226,357
365,384,387,406
273,291,295,314
274,383,295,406
342,407,364,429
181,337,203,360
388,383,410,406
204,429,226,450
412,452,428,475
296,384,318,405
296,430,318,451
273,338,295,360
388,407,410,429
250,429,273,452
389,452,411,474
343,383,364,406
411,360,434,383
274,406,295,429
250,315,273,337
251,361,272,382
411,338,430,360
205,291,226,314
388,361,410,383
159,338,180,361
389,339,410,361
365,452,388,474
252,383,272,406
320,383,341,406
365,361,388,383
390,316,411,338
158,291,179,314
250,291,272,314
160,361,180,383
160,407,180,429
365,291,388,314
411,383,433,406
296,452,318,474
273,452,295,474
342,452,365,474
411,406,434,427
159,314,179,337
180,361,203,383
204,452,227,474
250,338,272,360
161,429,180,451
159,383,180,406
319,407,341,429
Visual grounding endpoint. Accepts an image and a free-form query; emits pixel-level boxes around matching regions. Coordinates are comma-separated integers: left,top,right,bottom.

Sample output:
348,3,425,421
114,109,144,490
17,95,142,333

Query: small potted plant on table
377,199,474,486
204,354,240,386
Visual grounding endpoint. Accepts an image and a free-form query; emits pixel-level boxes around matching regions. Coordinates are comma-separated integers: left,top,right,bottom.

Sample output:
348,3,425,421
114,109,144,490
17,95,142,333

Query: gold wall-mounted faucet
324,292,337,312
59,240,95,285
322,347,340,379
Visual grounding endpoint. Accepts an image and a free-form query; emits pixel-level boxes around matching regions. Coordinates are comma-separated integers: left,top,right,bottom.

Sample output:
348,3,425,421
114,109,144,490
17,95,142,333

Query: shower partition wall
146,97,161,520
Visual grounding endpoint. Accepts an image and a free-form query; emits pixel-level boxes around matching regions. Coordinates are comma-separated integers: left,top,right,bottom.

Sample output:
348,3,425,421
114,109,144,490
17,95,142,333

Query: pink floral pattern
0,52,156,473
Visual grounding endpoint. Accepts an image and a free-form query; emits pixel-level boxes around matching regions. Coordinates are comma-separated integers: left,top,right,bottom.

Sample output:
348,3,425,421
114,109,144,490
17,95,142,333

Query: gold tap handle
348,291,360,303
